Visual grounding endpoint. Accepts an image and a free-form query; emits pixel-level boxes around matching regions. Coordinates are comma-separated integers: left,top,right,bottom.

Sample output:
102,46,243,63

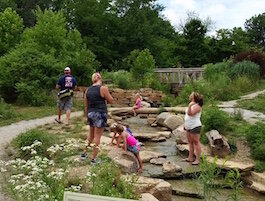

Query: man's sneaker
91,158,102,166
81,153,87,161
91,159,96,166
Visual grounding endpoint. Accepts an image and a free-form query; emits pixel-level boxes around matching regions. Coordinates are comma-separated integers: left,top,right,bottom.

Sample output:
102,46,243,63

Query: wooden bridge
154,68,204,86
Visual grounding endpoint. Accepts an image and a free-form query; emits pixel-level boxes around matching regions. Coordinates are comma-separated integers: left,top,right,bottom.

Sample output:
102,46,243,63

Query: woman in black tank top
81,72,114,164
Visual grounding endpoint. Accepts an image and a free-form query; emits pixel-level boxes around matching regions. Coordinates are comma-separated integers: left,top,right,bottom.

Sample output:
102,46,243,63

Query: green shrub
143,73,170,93
209,74,239,101
0,98,16,120
87,158,135,199
13,129,55,158
16,82,55,106
245,123,265,162
233,76,257,93
112,70,139,89
203,61,231,81
176,73,240,105
161,95,176,107
229,60,260,79
228,139,238,154
234,50,265,77
252,143,265,161
254,161,265,172
200,131,209,145
202,106,230,133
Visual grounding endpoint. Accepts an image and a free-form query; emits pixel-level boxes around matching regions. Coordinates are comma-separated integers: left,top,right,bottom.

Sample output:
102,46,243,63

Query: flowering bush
13,129,55,159
1,127,137,200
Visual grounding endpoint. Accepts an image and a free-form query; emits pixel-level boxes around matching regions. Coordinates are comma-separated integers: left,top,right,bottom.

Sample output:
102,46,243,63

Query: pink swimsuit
136,98,142,109
126,134,140,152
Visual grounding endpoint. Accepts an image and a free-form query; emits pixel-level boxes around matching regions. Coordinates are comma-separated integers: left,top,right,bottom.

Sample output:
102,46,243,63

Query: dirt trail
219,89,265,124
0,111,83,201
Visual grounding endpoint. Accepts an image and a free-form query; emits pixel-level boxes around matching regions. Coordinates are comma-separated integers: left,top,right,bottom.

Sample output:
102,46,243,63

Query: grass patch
237,94,265,114
0,98,84,127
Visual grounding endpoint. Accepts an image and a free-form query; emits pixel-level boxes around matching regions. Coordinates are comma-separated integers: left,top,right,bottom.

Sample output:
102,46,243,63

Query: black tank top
86,85,107,113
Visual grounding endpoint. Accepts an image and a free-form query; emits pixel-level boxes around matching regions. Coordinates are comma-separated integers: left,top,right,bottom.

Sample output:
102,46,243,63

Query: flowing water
123,117,265,201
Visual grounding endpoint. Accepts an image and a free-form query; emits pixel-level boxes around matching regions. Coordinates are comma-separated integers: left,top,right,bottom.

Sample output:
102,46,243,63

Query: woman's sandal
182,158,194,162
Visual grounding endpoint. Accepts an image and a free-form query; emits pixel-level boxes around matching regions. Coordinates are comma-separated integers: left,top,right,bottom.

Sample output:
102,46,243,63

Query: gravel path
218,90,265,124
0,111,83,201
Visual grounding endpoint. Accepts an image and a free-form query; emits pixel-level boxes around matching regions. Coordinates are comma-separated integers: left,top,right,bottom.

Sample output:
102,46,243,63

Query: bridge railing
154,68,204,85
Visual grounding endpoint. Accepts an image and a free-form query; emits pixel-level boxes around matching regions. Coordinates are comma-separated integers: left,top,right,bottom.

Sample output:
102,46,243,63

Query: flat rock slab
140,151,166,162
207,157,255,172
150,158,168,165
172,188,204,199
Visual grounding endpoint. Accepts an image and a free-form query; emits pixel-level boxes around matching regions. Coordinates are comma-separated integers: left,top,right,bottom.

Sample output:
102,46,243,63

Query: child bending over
110,123,143,173
110,123,133,147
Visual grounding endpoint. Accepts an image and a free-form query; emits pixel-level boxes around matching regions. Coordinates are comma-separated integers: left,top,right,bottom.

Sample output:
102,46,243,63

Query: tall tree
245,13,265,49
0,8,23,56
0,0,17,13
179,18,210,66
15,0,57,27
209,27,250,63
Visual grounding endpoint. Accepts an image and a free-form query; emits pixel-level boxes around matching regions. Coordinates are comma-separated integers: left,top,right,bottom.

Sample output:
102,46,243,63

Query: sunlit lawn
0,98,84,127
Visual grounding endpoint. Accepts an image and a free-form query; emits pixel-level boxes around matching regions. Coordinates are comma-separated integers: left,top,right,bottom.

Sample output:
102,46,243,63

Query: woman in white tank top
183,92,203,165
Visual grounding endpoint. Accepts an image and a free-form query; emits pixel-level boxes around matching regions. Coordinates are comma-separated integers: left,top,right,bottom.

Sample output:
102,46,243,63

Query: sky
157,0,265,35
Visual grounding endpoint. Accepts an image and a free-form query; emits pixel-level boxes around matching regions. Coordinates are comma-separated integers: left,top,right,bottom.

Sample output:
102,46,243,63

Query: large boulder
149,181,172,201
163,115,184,131
162,161,182,178
173,124,188,144
142,101,151,108
155,112,172,126
162,161,182,173
129,176,172,201
105,146,139,173
140,193,159,201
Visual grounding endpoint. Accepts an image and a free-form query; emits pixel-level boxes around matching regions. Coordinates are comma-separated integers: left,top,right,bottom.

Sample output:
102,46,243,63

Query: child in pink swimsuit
132,93,142,116
110,123,143,173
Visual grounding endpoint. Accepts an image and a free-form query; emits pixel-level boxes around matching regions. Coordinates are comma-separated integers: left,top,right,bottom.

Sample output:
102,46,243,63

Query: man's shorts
87,112,108,128
127,144,140,154
57,97,73,111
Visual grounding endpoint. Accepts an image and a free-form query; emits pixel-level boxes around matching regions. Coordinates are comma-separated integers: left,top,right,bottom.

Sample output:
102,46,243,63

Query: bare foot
192,160,199,165
137,168,143,173
182,158,194,162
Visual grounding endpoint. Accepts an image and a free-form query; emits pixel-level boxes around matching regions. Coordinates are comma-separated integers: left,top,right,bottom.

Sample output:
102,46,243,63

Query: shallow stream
123,117,265,201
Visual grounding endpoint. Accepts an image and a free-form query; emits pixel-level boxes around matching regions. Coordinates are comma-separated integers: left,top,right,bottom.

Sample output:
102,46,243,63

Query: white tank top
184,106,202,130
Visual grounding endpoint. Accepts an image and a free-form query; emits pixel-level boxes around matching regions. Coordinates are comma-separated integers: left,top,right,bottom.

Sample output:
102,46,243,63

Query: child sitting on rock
110,123,143,173
132,93,142,116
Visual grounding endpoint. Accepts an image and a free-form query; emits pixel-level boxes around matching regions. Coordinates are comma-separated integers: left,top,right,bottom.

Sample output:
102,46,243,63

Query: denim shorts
57,97,72,111
188,126,201,134
127,145,140,154
87,112,108,128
